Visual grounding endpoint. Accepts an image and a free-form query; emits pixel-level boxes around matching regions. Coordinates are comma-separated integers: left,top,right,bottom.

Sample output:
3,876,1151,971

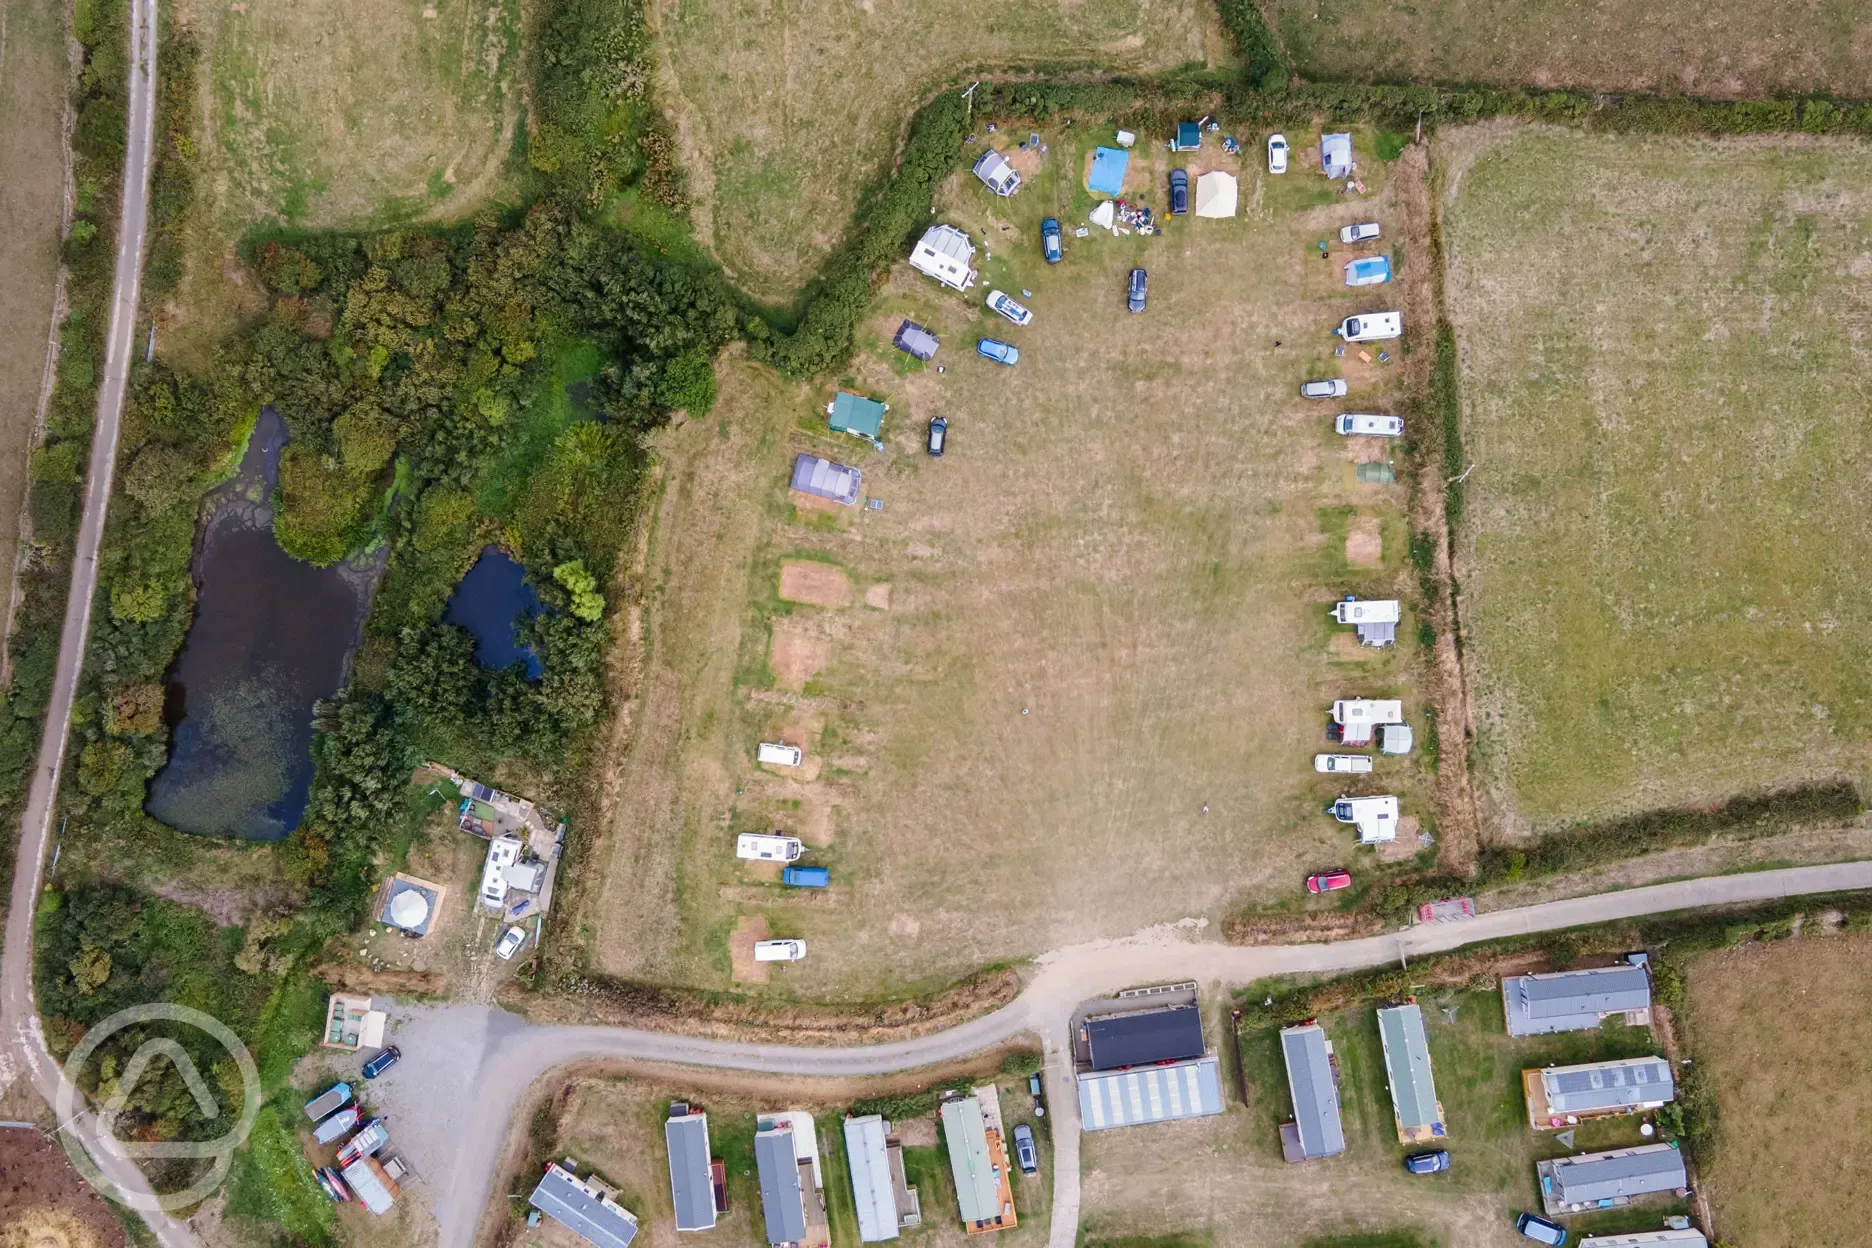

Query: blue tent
1088,147,1130,197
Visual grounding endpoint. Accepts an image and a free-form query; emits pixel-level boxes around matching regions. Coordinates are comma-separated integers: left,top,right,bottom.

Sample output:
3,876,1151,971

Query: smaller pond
146,408,384,840
444,547,543,678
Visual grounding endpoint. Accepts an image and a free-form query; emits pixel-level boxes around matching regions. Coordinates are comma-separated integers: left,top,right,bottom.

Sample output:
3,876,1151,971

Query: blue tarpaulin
1088,147,1130,197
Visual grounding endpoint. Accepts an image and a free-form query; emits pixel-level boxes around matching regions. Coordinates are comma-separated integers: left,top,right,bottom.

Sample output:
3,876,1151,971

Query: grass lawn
583,122,1438,995
161,0,526,361
0,0,70,584
1266,0,1871,98
532,1073,1051,1248
651,0,1225,301
1684,926,1872,1246
1079,988,1679,1248
1442,128,1872,833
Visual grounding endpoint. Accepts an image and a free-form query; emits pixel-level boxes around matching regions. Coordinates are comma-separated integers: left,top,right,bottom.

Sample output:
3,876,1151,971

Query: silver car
1301,379,1348,399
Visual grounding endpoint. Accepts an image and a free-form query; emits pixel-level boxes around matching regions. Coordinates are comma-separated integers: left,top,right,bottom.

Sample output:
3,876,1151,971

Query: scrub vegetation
1443,128,1872,833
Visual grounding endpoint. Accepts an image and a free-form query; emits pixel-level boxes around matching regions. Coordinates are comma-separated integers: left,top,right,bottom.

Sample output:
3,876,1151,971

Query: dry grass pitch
650,0,1225,299
1444,128,1872,834
580,126,1437,995
1685,927,1872,1246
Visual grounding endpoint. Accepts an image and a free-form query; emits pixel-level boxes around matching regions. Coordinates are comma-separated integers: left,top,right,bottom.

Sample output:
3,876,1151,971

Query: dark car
1126,268,1147,313
1516,1214,1567,1246
1168,168,1189,215
1012,1124,1038,1174
927,416,947,456
361,1046,401,1079
1404,1150,1450,1175
1041,217,1063,264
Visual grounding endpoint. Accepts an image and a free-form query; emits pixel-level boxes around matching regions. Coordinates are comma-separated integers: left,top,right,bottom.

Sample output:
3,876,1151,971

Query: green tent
828,391,886,441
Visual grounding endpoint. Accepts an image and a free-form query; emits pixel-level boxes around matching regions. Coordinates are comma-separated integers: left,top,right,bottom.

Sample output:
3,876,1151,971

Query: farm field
498,1068,1052,1248
1266,0,1872,97
0,0,68,586
650,0,1224,300
1443,129,1872,834
1684,926,1872,1246
582,124,1436,995
1079,988,1680,1248
161,0,525,359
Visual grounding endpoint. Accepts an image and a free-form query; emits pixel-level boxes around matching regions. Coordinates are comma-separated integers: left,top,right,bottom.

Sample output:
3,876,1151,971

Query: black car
1126,268,1147,313
1168,168,1189,215
927,416,947,456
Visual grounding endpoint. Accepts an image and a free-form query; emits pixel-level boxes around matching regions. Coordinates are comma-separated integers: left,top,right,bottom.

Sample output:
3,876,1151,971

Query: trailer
304,1083,353,1122
337,1119,390,1168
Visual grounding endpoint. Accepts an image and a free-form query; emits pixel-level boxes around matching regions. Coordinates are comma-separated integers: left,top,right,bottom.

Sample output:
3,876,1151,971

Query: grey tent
892,320,939,361
790,454,863,506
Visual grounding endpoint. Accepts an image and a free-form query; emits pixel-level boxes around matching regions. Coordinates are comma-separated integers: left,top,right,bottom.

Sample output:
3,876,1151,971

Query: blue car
361,1046,401,1079
1404,1150,1450,1175
977,338,1019,366
1041,217,1062,264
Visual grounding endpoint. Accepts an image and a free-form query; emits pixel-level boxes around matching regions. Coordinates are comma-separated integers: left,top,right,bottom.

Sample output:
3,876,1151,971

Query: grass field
1267,0,1872,97
1685,926,1872,1245
161,0,525,359
525,1071,1052,1248
651,0,1225,301
583,123,1437,994
0,0,69,577
1443,129,1872,834
1078,989,1680,1248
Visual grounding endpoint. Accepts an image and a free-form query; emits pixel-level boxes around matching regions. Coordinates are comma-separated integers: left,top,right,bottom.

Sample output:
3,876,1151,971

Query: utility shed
1279,1024,1345,1160
940,1098,1014,1233
666,1108,718,1232
1077,1057,1224,1130
1084,1004,1206,1070
1542,1144,1687,1212
791,454,863,506
827,392,887,442
1534,1057,1675,1121
1502,965,1652,1037
1376,1004,1445,1141
530,1164,640,1248
755,1127,809,1246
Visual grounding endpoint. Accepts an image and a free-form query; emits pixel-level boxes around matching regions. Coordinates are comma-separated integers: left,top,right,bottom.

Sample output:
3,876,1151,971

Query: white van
753,939,807,962
757,742,803,767
1336,312,1402,342
736,833,804,863
1336,413,1404,438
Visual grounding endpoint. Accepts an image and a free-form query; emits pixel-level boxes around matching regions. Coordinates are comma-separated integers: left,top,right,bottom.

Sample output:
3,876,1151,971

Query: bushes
1213,0,1289,89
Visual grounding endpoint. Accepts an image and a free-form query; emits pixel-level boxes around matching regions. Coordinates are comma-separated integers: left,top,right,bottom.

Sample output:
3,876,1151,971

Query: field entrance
583,124,1437,995
1444,129,1872,834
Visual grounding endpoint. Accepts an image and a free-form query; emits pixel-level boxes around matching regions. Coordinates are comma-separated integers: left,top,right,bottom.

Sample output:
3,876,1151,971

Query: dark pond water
444,547,543,677
144,408,382,840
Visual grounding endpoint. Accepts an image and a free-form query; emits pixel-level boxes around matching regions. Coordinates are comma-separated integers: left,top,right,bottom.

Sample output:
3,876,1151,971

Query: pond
444,547,543,677
144,408,384,840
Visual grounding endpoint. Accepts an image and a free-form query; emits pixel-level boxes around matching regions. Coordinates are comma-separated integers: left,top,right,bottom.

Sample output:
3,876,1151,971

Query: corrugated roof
1085,1005,1206,1070
528,1166,637,1248
939,1098,1001,1226
1504,966,1651,1036
1280,1024,1345,1159
1076,1057,1224,1130
1551,1144,1686,1205
1377,1004,1442,1132
666,1113,716,1232
755,1128,808,1245
844,1115,899,1242
1543,1057,1675,1116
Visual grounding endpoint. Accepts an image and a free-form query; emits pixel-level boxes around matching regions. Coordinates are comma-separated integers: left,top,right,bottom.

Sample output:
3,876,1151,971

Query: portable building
844,1114,919,1241
666,1107,718,1232
908,225,976,291
940,1098,1014,1233
1083,1004,1206,1070
1502,965,1652,1037
530,1162,640,1248
1542,1144,1687,1212
1376,1004,1445,1141
1533,1056,1675,1120
1578,1233,1708,1248
755,1125,809,1246
790,454,863,506
1279,1024,1345,1160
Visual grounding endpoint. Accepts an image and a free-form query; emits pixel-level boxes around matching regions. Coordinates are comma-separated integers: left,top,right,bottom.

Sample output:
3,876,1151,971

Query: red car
1307,869,1353,894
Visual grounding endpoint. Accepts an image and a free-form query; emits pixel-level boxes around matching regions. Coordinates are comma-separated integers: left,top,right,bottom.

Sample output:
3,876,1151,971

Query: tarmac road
0,0,199,1242
362,860,1872,1248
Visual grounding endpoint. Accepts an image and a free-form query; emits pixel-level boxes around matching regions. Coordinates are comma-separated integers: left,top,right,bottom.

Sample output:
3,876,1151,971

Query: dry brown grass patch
769,621,831,690
728,914,771,983
778,560,851,607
